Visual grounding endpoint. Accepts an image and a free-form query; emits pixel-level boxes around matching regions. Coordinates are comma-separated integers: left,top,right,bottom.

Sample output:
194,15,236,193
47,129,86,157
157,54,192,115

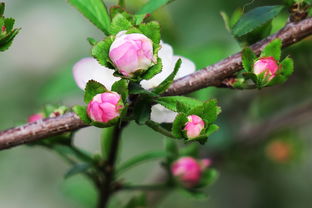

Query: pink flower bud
109,31,155,77
184,115,205,139
199,158,212,170
27,113,44,123
87,92,124,123
171,157,203,188
253,57,279,80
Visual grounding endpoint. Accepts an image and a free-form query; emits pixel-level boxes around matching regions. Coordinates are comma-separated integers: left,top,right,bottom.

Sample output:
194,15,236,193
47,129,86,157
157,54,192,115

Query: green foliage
91,36,114,68
138,21,161,44
128,82,158,97
68,0,111,35
232,5,284,37
280,57,294,77
73,105,91,124
124,195,147,208
109,13,133,34
65,163,91,179
0,3,20,52
117,151,167,175
84,80,108,104
172,113,188,138
156,96,203,112
133,97,152,124
136,0,172,15
242,47,256,72
112,79,129,102
87,37,97,46
153,58,181,94
142,58,163,80
260,39,282,60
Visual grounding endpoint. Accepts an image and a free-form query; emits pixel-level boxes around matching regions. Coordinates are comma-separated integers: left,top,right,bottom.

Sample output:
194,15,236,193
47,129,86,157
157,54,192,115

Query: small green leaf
91,36,114,67
172,113,188,138
68,0,111,34
153,58,181,94
84,80,108,104
280,57,294,77
117,151,167,175
157,96,202,112
142,58,163,80
206,124,219,136
87,37,97,46
138,21,161,44
4,18,15,31
0,28,20,52
133,97,152,124
0,3,5,17
220,11,231,32
112,79,129,102
128,82,158,97
65,163,91,179
232,5,284,37
136,0,171,15
73,105,91,124
201,99,220,123
199,168,219,186
260,38,282,60
242,47,256,72
243,72,258,83
230,8,243,28
109,13,133,34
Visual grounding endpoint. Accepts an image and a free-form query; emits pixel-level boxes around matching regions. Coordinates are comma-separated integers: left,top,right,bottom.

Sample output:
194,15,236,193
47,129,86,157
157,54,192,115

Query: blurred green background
1,0,312,207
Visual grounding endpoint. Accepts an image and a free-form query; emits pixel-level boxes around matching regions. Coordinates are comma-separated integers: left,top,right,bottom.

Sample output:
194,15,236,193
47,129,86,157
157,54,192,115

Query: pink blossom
109,31,155,77
171,157,211,188
27,113,44,123
184,115,205,139
253,57,279,80
87,92,124,123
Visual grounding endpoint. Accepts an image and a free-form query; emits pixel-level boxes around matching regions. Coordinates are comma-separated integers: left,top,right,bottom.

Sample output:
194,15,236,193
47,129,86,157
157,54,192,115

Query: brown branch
0,17,311,150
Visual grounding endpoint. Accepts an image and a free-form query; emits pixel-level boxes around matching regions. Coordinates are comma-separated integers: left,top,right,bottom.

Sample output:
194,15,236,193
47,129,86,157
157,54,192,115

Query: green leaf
117,151,167,175
138,21,161,44
68,0,111,35
232,5,284,37
220,11,231,32
242,47,256,72
172,113,188,138
73,105,91,124
142,58,163,80
87,37,97,46
156,96,202,112
0,3,4,16
91,36,114,68
109,13,133,35
260,38,282,60
280,57,294,77
0,28,20,52
243,72,258,83
128,82,158,97
4,18,15,31
199,168,219,186
230,8,243,28
65,163,91,179
101,126,115,159
84,80,108,104
201,99,220,123
112,79,129,102
136,0,171,15
153,58,181,94
206,124,219,136
133,98,152,125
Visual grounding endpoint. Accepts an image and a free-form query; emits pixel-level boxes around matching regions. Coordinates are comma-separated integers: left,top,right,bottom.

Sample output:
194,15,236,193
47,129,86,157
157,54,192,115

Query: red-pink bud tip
253,57,279,81
184,115,205,139
27,113,44,123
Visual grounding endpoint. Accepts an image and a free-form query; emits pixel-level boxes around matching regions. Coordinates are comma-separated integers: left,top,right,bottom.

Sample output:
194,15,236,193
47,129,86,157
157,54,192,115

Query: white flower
73,42,196,123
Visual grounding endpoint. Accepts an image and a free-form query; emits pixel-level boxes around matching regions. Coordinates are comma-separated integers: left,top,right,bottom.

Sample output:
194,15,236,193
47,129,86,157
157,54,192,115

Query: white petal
141,42,174,89
173,55,196,79
150,104,178,123
73,57,119,90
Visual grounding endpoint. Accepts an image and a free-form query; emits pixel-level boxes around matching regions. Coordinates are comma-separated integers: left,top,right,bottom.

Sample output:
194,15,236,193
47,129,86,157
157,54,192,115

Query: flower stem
97,122,127,208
